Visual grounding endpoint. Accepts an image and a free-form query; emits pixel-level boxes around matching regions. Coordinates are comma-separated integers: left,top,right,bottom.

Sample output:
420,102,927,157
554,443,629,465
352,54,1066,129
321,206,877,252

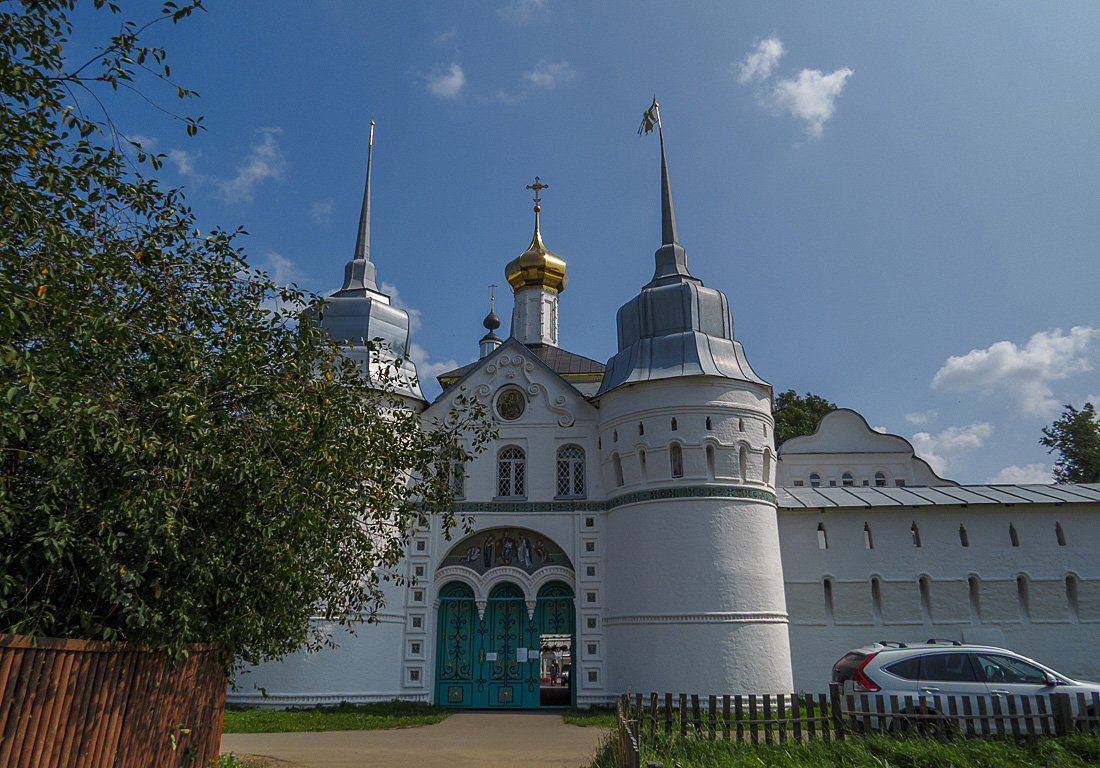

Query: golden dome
505,205,567,293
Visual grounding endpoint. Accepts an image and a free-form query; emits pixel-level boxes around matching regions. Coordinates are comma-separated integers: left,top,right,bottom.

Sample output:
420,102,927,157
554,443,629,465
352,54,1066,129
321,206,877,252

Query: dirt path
219,711,608,768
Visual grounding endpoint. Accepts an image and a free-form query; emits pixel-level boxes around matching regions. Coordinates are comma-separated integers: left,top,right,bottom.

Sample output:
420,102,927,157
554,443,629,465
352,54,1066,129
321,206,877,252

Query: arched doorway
433,526,576,709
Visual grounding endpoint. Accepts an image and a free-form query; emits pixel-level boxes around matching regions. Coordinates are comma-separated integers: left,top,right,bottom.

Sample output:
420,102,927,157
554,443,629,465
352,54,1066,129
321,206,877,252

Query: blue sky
73,1,1099,484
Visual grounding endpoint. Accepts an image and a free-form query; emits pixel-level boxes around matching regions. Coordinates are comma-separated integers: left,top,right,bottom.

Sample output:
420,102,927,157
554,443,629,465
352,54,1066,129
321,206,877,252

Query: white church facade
229,125,1100,709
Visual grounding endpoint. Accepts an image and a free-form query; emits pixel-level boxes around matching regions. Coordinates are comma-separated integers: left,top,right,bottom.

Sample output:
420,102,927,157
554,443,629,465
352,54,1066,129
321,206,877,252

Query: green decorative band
438,486,776,514
607,485,777,509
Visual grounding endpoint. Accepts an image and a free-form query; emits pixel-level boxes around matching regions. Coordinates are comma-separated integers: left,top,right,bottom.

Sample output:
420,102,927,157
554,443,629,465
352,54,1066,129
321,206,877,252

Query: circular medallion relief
495,387,526,421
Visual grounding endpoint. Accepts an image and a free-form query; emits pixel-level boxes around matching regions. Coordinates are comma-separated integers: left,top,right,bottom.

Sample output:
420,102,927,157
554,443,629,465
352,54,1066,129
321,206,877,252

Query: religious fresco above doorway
439,527,570,575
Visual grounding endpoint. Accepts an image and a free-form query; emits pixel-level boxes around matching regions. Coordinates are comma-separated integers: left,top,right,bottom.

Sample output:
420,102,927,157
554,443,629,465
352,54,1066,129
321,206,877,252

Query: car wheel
890,707,954,739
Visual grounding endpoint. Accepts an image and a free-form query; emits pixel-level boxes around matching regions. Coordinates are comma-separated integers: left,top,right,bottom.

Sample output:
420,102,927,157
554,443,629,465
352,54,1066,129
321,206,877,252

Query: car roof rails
924,638,962,646
876,641,909,648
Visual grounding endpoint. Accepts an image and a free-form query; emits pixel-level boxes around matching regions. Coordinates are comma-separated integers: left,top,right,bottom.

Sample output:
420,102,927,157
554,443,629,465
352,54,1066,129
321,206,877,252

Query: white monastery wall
780,501,1100,691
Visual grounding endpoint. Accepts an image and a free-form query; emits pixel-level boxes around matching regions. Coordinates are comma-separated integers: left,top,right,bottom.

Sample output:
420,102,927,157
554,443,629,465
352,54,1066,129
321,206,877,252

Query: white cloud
168,148,198,176
987,463,1051,485
524,60,575,90
905,410,937,425
911,423,994,476
217,127,286,204
311,197,334,225
498,0,546,24
259,252,299,286
736,37,785,84
381,282,422,334
127,133,158,151
872,426,888,434
426,64,466,100
931,326,1097,417
434,28,457,44
1087,394,1100,410
769,67,853,139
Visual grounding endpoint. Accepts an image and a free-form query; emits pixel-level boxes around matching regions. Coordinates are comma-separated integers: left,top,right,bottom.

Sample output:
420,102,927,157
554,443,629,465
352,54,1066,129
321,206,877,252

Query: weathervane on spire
526,176,548,207
638,95,661,135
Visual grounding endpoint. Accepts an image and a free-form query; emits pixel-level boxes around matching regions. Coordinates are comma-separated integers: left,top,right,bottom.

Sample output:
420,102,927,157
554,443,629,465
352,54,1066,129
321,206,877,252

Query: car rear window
832,652,867,683
885,657,920,680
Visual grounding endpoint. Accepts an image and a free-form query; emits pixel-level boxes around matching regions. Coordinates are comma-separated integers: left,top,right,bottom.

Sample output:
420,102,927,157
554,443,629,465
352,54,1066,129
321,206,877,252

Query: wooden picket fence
616,686,1100,767
0,634,227,768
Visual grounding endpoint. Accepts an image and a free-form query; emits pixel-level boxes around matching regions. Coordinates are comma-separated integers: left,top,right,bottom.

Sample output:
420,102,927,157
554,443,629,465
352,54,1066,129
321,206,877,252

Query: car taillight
853,652,880,692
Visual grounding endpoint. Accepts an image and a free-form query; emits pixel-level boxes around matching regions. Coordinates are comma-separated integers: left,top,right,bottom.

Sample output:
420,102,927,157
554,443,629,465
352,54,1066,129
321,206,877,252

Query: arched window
816,522,828,550
763,449,773,485
809,472,821,488
1056,522,1066,546
497,446,526,498
842,472,854,487
669,443,683,478
1067,574,1080,622
1017,575,1031,621
823,578,835,622
738,445,748,482
612,453,624,488
874,472,887,487
1009,523,1019,547
918,576,933,623
968,575,982,622
871,577,883,621
959,524,969,547
863,522,874,550
910,522,922,547
556,445,586,498
705,445,716,480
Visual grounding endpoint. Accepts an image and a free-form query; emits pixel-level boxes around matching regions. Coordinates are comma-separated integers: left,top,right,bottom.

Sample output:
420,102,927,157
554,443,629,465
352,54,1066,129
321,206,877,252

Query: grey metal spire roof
319,123,424,402
595,111,768,397
337,121,379,296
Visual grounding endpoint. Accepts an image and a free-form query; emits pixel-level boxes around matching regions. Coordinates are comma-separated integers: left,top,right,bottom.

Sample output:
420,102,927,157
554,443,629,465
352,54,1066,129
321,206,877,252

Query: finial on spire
638,96,678,247
526,176,548,211
483,284,501,332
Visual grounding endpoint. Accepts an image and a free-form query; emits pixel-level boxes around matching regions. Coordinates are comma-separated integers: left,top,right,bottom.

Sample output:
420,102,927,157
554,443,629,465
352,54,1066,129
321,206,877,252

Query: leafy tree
1040,403,1100,484
0,0,490,664
773,390,838,448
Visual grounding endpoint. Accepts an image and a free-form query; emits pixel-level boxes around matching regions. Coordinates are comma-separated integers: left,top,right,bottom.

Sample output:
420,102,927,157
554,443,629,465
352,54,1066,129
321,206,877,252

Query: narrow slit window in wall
739,418,744,431
671,417,677,431
968,576,982,622
1017,575,1031,621
638,422,644,436
705,445,715,480
638,449,648,482
871,577,883,621
738,446,748,482
706,417,713,430
612,453,624,487
1009,523,1020,547
1067,575,1080,621
863,522,874,549
910,522,922,547
816,522,828,550
1056,522,1066,546
823,578,835,623
959,524,969,547
670,443,683,478
763,449,772,485
918,576,933,623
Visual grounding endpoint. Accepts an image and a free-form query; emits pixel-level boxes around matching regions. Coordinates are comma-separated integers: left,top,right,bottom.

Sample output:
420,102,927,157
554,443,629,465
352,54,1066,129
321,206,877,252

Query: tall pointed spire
638,97,694,287
338,121,379,295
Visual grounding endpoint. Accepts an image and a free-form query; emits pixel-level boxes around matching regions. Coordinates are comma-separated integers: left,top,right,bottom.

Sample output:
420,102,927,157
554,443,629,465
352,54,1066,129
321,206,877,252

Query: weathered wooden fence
0,634,227,768
616,686,1100,767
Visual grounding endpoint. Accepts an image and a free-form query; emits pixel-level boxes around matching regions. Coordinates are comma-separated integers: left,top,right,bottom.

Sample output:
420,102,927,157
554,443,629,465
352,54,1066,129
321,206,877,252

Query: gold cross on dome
526,176,548,205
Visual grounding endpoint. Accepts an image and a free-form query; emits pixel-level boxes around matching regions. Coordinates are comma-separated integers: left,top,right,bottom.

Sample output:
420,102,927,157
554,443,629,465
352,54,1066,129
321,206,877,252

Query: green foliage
222,700,450,733
615,730,1100,768
774,390,838,448
1041,403,1100,484
0,1,491,665
215,756,268,768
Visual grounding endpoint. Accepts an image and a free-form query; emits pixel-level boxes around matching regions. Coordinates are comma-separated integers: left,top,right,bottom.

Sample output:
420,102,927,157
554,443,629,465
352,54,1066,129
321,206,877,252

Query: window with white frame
497,446,526,498
556,445,586,498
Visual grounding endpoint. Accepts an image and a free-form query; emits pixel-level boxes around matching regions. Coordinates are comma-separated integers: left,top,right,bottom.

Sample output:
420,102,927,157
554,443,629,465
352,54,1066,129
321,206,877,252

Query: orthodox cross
488,283,497,311
526,176,548,205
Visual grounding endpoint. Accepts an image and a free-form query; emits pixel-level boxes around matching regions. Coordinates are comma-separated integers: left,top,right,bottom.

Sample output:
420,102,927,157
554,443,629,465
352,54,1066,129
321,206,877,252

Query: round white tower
595,109,793,695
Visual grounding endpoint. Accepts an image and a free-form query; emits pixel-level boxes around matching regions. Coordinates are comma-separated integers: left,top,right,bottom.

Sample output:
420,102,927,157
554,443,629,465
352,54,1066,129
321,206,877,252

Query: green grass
562,706,617,728
221,700,451,733
588,730,1100,768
